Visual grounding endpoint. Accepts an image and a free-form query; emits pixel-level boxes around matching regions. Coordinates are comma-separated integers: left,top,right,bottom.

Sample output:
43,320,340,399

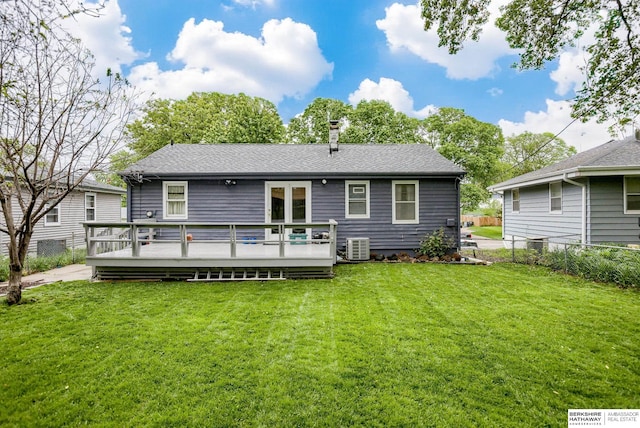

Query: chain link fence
461,236,640,288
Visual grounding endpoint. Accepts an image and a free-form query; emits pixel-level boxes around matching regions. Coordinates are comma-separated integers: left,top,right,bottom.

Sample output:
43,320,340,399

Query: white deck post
131,224,139,257
329,219,338,264
180,225,188,257
279,224,285,258
230,224,237,258
85,225,96,256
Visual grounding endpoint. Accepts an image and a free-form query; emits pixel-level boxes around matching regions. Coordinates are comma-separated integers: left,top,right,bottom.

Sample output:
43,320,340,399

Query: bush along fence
462,237,640,288
545,243,640,288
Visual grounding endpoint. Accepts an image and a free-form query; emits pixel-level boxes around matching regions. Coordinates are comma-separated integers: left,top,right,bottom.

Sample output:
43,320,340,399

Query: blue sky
66,0,626,151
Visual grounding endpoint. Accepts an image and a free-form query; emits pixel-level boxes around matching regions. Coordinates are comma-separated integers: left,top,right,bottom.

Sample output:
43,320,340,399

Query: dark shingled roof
79,177,126,194
121,143,466,177
490,136,640,191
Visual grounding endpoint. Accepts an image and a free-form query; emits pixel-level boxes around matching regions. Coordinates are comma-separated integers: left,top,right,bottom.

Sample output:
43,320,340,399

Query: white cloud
549,24,600,96
231,0,275,8
129,17,333,102
550,50,589,96
348,77,436,118
498,99,623,152
376,2,515,80
487,87,503,97
63,0,141,76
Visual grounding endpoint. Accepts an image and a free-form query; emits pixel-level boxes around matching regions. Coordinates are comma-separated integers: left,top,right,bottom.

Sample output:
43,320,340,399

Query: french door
265,181,311,241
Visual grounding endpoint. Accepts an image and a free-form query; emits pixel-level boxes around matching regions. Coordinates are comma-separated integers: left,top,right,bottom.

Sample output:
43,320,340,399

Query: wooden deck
84,221,338,280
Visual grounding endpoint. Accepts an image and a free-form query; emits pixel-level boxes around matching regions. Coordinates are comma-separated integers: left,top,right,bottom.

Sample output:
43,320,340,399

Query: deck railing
84,220,338,263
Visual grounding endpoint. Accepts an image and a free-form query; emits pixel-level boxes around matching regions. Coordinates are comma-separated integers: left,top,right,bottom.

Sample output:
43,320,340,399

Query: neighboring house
489,135,640,247
121,143,466,255
0,179,125,256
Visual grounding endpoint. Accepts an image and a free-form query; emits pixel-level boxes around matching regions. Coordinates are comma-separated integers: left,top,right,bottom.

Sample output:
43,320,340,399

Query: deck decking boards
85,221,338,280
90,241,332,260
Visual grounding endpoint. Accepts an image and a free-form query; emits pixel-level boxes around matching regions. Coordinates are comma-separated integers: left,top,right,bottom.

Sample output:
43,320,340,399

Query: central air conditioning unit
346,237,370,261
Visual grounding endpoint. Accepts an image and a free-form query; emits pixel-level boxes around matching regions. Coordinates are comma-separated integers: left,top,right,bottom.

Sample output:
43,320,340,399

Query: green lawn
468,225,502,240
2,263,639,427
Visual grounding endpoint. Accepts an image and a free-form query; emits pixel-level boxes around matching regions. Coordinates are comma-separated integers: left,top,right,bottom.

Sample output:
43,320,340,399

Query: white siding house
489,136,640,247
0,179,125,256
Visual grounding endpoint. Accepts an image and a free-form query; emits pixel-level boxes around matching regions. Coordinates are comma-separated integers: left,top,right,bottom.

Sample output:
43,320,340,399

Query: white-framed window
392,180,419,224
512,189,520,213
624,176,640,214
345,181,370,219
44,203,60,226
163,181,188,219
549,182,562,213
85,192,96,221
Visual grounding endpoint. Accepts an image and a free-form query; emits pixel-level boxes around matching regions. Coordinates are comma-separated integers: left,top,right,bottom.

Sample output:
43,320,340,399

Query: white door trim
265,181,312,241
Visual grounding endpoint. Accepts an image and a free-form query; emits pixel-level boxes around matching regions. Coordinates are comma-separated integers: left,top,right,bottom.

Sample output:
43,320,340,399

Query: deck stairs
93,265,332,281
188,268,286,281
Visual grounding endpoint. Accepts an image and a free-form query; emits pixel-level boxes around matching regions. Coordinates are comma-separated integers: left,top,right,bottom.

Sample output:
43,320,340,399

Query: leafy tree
225,93,284,144
341,100,425,145
285,98,426,145
0,0,138,305
106,92,285,183
500,132,577,180
125,92,284,159
460,183,491,213
423,107,504,209
420,0,640,126
286,98,352,144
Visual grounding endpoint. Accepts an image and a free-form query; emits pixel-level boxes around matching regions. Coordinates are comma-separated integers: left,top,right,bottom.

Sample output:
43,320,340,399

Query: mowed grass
1,263,639,427
468,225,503,240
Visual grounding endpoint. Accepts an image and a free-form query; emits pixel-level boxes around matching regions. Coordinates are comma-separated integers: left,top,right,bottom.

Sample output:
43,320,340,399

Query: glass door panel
265,182,311,241
270,187,285,234
291,186,307,233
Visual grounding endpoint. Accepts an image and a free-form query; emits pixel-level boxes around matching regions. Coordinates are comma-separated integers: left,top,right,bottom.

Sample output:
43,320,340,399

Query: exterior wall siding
589,176,640,245
0,190,123,255
503,181,583,243
130,177,461,254
313,178,459,253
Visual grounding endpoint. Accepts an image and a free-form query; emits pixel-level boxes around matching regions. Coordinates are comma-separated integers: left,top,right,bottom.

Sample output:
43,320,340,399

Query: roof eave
77,184,126,195
489,165,640,192
122,171,465,179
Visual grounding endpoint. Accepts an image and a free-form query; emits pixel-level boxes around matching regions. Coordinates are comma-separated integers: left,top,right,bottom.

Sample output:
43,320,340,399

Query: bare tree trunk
5,264,22,305
4,225,31,306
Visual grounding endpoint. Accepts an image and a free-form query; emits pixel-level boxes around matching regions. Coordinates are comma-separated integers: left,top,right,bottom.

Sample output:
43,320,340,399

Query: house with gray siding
121,143,466,256
0,179,125,256
489,135,640,247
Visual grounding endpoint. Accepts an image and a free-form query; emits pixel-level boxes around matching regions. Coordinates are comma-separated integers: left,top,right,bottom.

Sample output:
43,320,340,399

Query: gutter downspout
562,174,587,244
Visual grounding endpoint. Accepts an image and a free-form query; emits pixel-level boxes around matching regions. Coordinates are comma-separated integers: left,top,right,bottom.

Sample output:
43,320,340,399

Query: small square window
345,181,369,219
45,204,60,226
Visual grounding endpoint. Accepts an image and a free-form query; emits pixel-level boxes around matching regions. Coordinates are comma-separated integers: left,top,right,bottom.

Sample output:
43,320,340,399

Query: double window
624,176,640,214
345,181,370,219
392,180,419,224
163,181,188,219
549,182,562,213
